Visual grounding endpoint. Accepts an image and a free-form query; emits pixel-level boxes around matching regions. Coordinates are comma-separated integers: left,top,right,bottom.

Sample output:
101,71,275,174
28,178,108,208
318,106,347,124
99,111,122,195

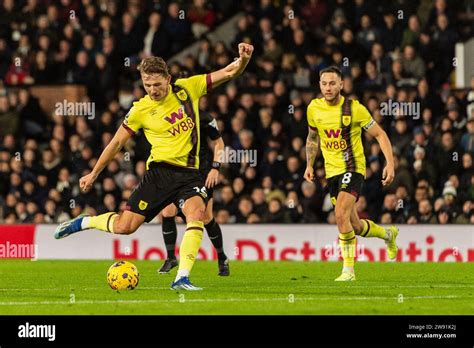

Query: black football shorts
126,162,208,222
327,172,364,206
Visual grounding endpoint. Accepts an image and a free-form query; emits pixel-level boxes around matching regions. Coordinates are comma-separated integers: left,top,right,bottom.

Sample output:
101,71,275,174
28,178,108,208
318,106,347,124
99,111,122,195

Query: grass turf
0,260,472,315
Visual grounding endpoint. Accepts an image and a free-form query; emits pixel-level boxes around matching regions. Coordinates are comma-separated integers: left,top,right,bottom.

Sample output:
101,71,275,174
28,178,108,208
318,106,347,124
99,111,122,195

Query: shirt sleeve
307,104,318,131
122,105,142,135
176,74,211,100
357,102,375,130
206,117,222,140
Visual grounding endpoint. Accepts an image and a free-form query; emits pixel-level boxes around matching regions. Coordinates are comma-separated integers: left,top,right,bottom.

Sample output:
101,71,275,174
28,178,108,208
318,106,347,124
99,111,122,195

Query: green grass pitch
0,260,472,315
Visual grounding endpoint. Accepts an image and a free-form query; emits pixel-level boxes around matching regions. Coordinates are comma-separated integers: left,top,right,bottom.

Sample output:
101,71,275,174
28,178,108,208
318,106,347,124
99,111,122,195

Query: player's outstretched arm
304,127,320,182
205,137,225,188
209,43,254,88
366,123,395,186
79,126,132,192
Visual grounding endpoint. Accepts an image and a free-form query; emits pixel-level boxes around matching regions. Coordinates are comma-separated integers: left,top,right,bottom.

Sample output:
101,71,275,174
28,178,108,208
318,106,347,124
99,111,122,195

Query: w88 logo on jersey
167,118,195,137
323,139,347,150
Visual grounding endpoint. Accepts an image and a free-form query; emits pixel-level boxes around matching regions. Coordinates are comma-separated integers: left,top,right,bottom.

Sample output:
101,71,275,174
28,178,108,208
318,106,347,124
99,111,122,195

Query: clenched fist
238,43,254,60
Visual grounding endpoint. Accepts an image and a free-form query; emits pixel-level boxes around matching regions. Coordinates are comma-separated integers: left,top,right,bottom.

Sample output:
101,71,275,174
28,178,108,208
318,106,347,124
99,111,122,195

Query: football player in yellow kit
305,66,399,281
55,43,254,290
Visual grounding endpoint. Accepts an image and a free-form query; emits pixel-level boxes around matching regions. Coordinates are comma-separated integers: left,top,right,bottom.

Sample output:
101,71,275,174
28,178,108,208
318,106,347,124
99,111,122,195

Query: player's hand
238,43,254,60
304,166,315,183
205,169,219,188
381,163,395,186
79,172,97,193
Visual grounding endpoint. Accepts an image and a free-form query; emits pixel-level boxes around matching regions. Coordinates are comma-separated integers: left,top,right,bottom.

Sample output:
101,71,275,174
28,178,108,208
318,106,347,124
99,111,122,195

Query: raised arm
209,43,254,89
366,122,395,186
304,127,320,182
79,126,132,192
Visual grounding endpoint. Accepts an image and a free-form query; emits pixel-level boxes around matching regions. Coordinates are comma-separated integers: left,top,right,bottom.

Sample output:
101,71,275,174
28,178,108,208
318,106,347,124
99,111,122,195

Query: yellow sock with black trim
86,212,119,233
339,230,356,269
176,221,204,280
360,219,388,240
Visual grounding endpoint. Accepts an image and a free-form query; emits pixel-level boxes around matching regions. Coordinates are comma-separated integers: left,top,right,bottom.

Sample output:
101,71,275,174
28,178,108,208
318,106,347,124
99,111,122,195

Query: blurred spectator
164,2,191,53
437,206,452,224
461,119,474,155
441,183,459,216
0,96,19,137
235,196,253,223
380,193,405,223
117,12,144,60
380,12,402,53
417,199,437,223
263,197,291,223
432,14,458,85
142,12,170,59
401,45,426,81
401,15,421,49
301,0,327,30
300,181,325,222
188,0,217,38
356,14,380,53
454,200,472,224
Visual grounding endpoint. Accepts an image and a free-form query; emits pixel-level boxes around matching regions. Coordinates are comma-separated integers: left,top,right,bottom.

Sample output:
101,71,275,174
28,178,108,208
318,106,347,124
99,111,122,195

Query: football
107,261,140,291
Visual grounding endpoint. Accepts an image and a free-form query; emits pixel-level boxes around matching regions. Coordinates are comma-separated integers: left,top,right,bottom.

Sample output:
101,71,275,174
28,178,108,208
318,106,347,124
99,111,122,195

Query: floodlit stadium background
0,0,473,262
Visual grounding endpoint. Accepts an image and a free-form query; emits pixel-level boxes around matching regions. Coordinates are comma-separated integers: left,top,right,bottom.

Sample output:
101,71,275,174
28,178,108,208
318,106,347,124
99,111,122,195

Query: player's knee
186,208,205,222
161,205,177,218
203,212,213,225
161,211,175,218
114,221,138,235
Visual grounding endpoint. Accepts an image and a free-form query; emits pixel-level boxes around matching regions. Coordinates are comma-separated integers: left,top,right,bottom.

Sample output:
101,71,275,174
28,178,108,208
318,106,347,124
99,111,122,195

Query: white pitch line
0,284,473,292
0,295,471,306
271,284,474,289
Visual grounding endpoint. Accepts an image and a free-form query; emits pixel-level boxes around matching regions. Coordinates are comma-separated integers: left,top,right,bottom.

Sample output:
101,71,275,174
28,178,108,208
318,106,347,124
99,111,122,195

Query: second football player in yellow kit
305,66,399,281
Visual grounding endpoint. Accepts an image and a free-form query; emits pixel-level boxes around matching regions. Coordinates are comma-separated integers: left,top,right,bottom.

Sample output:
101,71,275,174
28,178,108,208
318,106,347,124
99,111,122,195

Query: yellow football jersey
122,74,211,169
307,96,375,178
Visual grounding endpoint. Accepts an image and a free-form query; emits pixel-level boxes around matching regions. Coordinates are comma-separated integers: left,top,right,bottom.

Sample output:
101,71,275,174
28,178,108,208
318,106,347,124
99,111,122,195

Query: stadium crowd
0,0,474,225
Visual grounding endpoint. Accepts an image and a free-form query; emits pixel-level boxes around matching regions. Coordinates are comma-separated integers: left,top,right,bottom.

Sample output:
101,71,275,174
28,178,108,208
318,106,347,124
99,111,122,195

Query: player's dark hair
137,56,170,77
319,66,343,79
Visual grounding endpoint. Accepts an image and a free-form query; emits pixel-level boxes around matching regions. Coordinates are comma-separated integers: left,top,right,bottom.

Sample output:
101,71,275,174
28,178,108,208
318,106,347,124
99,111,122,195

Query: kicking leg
55,210,144,239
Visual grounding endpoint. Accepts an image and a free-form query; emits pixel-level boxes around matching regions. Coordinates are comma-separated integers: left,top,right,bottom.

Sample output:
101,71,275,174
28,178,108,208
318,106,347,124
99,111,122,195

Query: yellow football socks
361,219,387,240
176,221,204,279
87,212,119,233
339,230,356,269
